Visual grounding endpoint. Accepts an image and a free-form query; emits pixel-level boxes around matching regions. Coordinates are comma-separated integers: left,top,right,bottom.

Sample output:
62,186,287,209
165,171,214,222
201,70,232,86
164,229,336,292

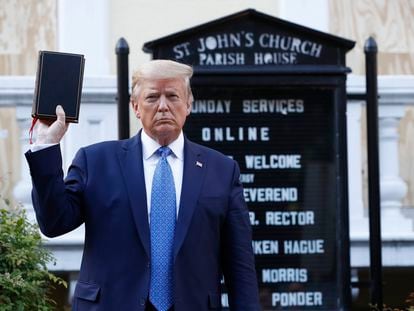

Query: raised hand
35,105,69,144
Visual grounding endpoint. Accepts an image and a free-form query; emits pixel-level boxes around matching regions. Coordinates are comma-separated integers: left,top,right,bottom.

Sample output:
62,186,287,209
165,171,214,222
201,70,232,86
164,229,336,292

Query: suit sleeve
25,144,87,237
222,161,261,310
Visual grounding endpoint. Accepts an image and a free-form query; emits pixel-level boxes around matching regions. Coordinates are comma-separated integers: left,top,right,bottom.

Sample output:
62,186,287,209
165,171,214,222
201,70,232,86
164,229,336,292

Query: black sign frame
142,8,354,310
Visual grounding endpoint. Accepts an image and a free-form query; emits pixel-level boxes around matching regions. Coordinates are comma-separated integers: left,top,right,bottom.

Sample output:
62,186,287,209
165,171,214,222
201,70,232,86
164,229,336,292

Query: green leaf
0,197,66,310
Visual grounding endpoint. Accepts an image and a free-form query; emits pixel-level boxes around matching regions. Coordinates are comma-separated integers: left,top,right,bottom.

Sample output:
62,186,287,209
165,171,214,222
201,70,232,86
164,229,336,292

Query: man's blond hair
131,59,193,102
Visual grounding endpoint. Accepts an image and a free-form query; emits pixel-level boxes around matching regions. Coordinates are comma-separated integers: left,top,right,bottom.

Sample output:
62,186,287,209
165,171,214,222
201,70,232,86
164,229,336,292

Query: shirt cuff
30,143,58,152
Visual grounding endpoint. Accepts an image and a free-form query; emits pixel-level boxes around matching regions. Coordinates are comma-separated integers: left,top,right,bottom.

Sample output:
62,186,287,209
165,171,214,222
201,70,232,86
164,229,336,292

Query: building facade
1,0,414,309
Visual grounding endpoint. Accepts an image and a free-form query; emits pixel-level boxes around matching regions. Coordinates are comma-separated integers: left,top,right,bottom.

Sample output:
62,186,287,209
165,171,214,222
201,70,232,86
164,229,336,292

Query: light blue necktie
149,146,176,311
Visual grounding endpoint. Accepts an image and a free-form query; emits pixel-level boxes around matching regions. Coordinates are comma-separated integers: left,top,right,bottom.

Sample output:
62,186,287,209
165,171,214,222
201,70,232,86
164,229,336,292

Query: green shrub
0,196,67,311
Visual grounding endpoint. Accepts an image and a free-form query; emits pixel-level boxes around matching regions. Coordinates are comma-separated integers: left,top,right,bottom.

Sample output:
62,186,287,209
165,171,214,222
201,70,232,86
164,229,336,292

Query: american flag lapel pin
196,161,203,168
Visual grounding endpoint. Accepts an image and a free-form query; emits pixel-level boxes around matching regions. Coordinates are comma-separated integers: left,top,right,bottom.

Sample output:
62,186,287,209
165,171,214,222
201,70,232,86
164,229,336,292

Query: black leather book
32,51,85,123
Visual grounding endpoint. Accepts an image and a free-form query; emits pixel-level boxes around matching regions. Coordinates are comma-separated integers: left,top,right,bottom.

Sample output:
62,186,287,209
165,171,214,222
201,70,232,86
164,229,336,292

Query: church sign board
143,9,355,310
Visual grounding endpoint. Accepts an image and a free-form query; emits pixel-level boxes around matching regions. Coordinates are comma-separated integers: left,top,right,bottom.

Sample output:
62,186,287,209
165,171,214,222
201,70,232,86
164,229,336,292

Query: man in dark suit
26,60,260,311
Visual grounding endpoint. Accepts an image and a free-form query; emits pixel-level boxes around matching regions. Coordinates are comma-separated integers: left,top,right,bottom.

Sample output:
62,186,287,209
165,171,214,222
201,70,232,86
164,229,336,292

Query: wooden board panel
0,0,56,75
399,106,414,207
0,108,20,200
329,0,414,74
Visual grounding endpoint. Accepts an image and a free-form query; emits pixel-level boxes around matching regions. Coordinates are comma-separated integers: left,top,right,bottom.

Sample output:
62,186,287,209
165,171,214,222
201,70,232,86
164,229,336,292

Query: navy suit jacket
25,133,260,311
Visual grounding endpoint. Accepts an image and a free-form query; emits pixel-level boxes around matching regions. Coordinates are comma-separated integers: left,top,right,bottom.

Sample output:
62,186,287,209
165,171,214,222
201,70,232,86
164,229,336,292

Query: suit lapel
117,134,205,260
117,133,150,258
174,139,206,259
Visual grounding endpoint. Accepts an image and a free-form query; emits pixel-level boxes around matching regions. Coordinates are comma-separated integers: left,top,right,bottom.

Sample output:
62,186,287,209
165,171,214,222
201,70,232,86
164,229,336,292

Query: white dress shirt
141,130,184,221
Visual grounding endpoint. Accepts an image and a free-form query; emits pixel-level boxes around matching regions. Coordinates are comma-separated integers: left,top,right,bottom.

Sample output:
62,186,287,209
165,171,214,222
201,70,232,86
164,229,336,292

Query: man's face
132,78,191,145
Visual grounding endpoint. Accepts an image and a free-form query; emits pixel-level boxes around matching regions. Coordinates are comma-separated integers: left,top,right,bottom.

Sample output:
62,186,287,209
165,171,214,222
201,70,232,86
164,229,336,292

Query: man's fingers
56,105,66,123
32,105,69,144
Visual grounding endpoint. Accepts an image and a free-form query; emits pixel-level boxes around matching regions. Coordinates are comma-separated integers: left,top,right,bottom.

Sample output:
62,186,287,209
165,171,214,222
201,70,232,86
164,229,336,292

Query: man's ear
186,97,192,116
131,99,141,119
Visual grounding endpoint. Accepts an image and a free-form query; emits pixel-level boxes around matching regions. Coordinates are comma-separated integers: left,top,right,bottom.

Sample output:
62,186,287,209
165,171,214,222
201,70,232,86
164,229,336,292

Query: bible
32,51,85,123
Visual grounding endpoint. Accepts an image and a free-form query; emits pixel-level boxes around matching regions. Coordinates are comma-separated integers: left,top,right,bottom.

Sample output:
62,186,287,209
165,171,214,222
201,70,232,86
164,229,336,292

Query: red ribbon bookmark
29,117,38,145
